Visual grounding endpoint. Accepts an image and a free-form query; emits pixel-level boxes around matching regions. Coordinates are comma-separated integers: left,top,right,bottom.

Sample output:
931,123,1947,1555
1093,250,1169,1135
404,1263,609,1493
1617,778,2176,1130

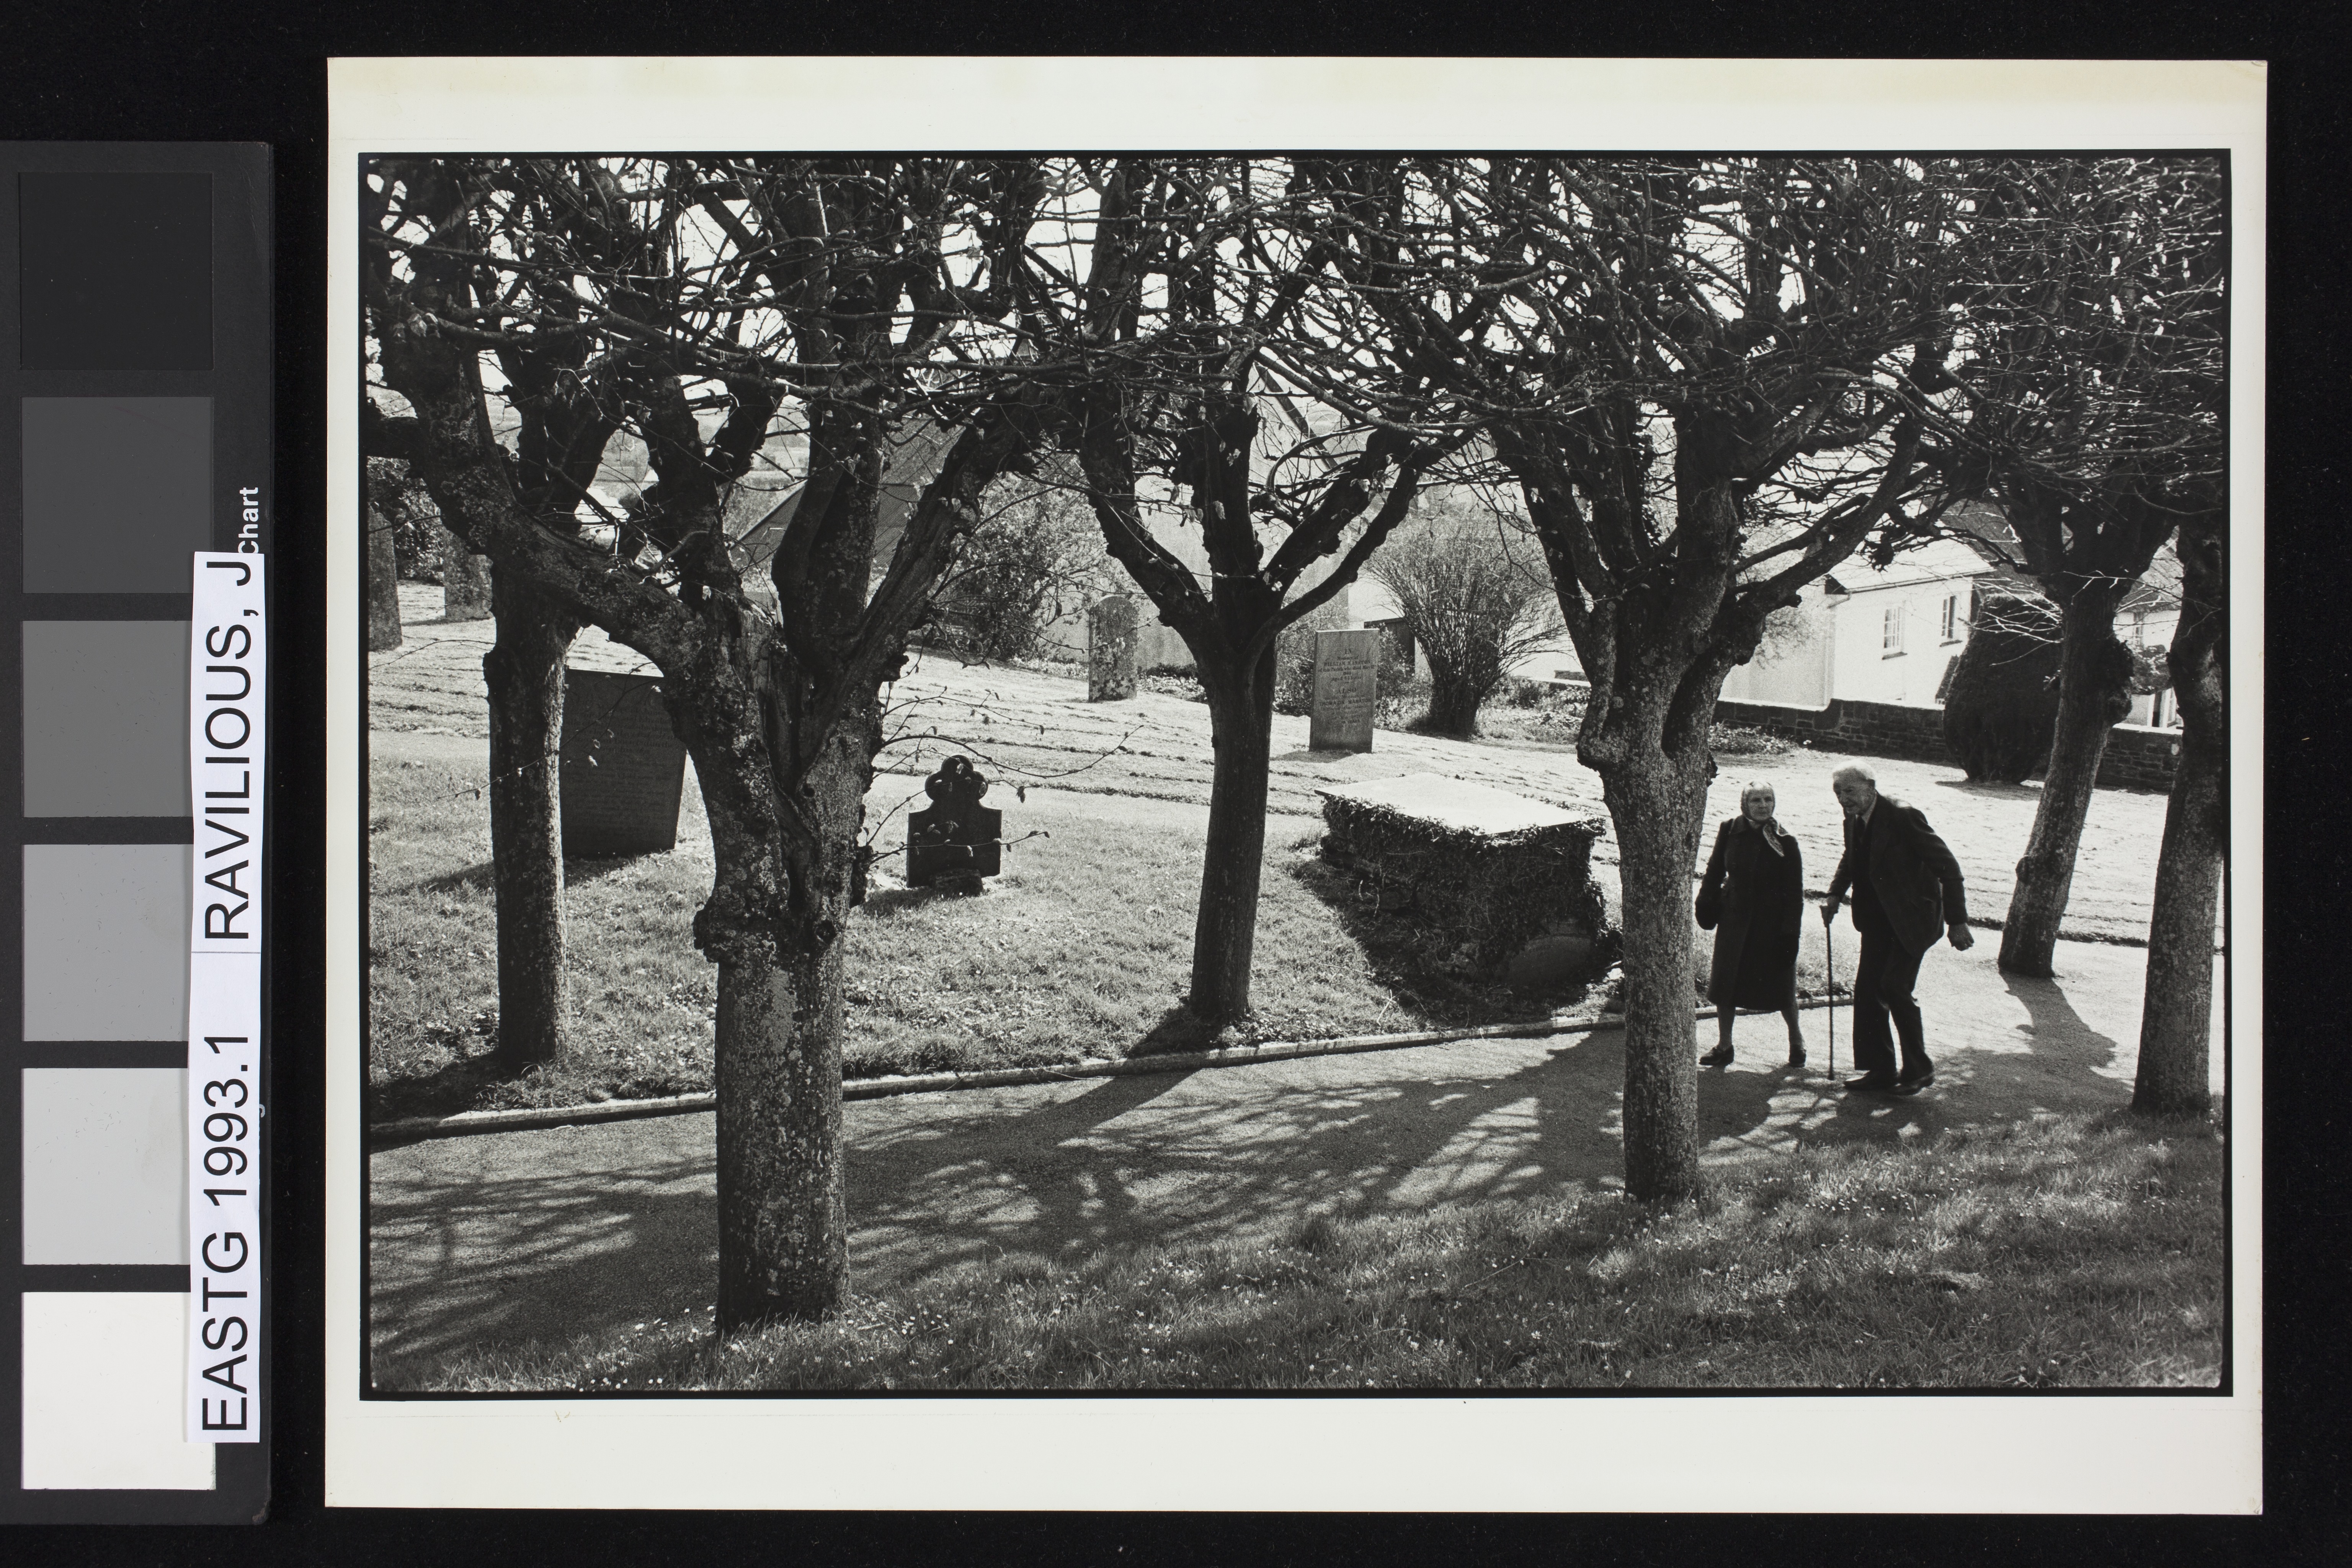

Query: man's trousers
1850,903,1931,1079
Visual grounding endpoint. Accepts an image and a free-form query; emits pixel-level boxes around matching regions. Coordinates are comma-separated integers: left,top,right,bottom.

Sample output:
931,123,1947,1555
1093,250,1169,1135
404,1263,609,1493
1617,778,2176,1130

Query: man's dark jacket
1825,795,1970,956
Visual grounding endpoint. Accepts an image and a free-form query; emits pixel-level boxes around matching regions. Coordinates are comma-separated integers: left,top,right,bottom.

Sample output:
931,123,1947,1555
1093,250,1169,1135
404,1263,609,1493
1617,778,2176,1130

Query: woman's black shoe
1787,1047,1808,1069
1700,1044,1735,1069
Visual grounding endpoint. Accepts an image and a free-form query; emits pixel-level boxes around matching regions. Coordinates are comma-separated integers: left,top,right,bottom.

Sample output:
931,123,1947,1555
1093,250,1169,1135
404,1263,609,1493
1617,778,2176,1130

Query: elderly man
1821,764,1973,1095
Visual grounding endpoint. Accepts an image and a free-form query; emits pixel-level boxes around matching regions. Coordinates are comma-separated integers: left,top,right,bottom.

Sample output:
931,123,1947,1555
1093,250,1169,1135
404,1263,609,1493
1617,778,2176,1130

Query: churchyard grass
366,754,1561,1122
399,1107,2224,1391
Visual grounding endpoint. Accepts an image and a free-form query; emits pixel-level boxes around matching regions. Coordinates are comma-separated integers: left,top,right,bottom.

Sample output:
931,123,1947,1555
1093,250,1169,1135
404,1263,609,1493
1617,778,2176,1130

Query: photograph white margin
324,54,2267,1513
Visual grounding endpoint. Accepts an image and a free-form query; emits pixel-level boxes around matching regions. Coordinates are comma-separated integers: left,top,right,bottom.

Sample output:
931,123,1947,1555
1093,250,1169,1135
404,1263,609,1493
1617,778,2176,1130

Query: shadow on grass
366,1049,519,1125
408,851,665,897
858,880,988,918
413,861,495,895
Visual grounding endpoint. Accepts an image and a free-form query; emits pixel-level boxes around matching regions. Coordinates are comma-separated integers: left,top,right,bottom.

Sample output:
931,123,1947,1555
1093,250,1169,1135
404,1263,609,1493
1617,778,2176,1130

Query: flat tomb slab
1315,773,1591,838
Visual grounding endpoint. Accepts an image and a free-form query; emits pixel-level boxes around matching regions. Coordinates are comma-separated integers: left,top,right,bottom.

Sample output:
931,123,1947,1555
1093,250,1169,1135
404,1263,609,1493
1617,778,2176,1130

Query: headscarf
1740,784,1790,856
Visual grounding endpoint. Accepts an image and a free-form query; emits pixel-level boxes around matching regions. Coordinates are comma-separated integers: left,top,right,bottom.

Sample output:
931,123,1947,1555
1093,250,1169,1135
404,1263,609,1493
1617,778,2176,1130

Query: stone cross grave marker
906,755,1002,891
1088,593,1139,701
1308,627,1379,752
559,668,688,857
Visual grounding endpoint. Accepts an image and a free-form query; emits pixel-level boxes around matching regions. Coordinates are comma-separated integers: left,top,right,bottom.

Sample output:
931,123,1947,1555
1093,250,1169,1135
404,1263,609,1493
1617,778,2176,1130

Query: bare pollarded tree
364,155,1059,1325
1316,156,1971,1199
1928,158,2226,988
1013,158,1477,1026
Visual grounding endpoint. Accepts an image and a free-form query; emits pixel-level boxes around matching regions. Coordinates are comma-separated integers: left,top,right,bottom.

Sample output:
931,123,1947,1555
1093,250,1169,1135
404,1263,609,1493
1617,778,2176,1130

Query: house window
1940,593,1961,643
1882,604,1905,657
2128,609,2149,649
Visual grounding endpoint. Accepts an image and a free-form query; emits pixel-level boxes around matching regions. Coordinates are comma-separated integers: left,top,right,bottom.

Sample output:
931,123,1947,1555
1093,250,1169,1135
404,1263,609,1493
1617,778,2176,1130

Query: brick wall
1713,696,2181,793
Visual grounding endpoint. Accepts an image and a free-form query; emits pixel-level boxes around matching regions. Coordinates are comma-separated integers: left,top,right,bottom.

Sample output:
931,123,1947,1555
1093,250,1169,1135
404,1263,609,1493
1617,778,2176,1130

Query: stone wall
1713,696,2181,793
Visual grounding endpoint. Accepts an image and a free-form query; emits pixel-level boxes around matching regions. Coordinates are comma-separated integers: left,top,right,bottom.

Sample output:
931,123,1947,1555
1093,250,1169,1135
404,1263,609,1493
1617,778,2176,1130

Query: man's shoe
1700,1044,1735,1069
1843,1072,1898,1093
1896,1067,1936,1095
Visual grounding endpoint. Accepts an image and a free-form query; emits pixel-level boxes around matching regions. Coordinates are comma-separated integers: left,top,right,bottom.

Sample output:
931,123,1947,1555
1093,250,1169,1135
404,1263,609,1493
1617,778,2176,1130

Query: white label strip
188,551,265,1444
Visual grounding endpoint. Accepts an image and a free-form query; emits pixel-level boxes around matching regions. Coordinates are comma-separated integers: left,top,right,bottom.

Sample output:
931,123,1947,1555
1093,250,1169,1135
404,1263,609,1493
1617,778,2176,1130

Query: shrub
1708,723,1793,757
1942,590,2062,782
1365,501,1563,737
368,457,446,583
926,462,1110,663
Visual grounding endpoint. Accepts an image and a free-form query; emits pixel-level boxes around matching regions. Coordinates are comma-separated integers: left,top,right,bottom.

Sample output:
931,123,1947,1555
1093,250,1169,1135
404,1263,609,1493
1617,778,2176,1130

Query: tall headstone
558,668,688,857
438,522,493,621
365,506,402,652
1308,627,1379,752
906,756,1002,891
1087,594,1139,701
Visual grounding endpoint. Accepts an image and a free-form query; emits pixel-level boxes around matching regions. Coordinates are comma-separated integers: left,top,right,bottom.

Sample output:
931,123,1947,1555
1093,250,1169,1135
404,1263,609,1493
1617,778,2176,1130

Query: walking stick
1824,909,1836,1080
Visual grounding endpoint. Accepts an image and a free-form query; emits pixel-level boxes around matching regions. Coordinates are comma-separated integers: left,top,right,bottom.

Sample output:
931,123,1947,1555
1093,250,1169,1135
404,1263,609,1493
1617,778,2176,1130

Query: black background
2,3,2340,1563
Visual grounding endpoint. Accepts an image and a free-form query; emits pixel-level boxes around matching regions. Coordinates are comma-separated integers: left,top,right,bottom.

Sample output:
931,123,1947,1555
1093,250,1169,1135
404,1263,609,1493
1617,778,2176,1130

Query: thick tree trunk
696,702,867,1328
1187,653,1277,1022
2000,581,2132,977
1424,667,1485,737
438,522,493,621
1601,752,1711,1202
366,507,402,652
2135,518,2225,1116
482,569,578,1065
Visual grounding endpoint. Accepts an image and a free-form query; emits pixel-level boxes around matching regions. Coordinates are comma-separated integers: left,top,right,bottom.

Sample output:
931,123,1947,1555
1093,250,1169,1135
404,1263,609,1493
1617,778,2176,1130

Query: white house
1718,535,1996,709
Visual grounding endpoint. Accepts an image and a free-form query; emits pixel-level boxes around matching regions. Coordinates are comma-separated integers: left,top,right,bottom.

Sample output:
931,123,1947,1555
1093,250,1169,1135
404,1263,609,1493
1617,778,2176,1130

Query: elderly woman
1695,782,1808,1069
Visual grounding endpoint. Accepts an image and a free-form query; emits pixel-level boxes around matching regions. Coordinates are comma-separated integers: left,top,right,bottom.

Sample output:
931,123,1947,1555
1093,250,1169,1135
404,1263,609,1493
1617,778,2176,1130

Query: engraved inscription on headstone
1087,594,1139,701
1308,627,1379,753
906,755,1002,891
559,668,688,857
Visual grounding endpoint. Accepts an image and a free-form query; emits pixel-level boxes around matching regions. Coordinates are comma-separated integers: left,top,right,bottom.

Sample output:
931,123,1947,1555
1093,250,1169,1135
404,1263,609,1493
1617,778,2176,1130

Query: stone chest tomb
1315,773,1610,984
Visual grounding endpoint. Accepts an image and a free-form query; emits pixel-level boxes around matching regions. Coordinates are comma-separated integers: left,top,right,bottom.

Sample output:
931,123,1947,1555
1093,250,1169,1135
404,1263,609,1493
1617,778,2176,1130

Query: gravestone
1317,773,1611,987
1308,627,1379,752
438,523,492,621
1088,594,1139,701
906,755,1001,892
365,507,401,652
558,668,687,857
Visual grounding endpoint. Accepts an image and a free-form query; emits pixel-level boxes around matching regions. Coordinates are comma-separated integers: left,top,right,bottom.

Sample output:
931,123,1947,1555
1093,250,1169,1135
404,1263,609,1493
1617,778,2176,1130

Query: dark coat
1695,817,1804,1009
1826,794,1970,956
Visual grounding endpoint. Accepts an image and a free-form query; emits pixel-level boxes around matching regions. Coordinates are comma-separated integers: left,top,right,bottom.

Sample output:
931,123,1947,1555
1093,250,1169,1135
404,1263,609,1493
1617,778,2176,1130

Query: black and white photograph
328,57,2265,1513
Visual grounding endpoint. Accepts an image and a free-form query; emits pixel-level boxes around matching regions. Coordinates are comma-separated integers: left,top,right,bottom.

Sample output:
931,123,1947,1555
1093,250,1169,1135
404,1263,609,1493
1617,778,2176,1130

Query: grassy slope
368,756,1576,1120
400,1108,2224,1392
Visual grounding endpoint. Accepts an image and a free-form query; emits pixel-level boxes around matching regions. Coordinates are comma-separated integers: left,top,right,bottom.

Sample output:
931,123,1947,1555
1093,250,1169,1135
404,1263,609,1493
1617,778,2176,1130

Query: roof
1822,534,1998,595
726,413,964,573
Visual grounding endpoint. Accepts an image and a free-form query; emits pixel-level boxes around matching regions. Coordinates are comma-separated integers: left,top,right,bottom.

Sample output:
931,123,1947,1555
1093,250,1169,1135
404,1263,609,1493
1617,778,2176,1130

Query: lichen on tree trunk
685,658,875,1327
1999,579,2132,977
1600,745,1711,1202
482,568,579,1065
